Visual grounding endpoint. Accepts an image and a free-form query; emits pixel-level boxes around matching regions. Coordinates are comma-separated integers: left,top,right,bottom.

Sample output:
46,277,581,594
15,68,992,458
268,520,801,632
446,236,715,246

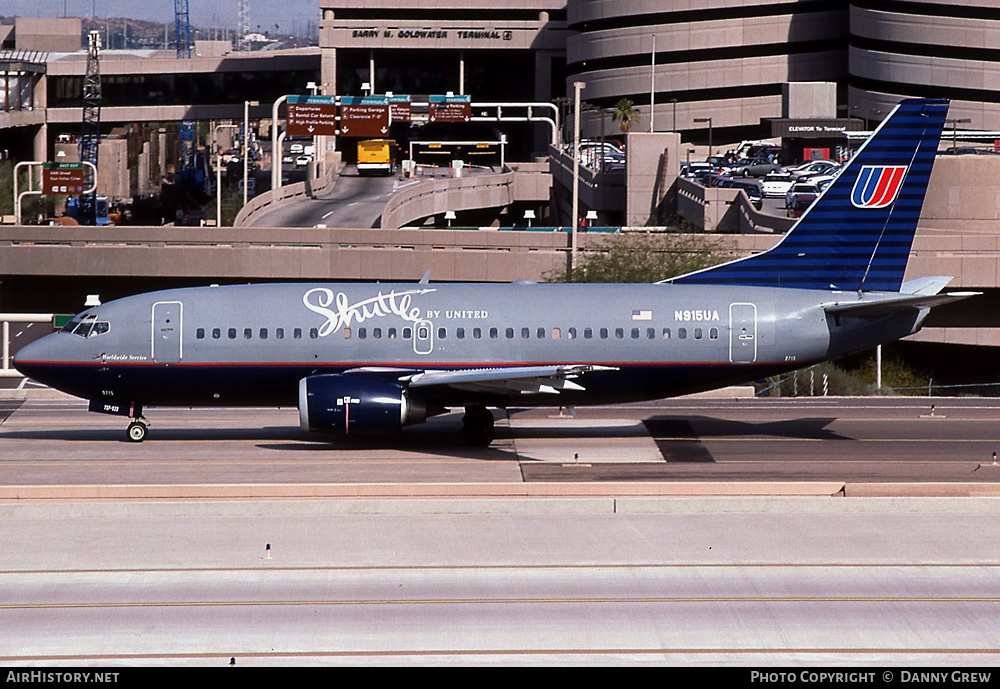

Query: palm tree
612,98,638,133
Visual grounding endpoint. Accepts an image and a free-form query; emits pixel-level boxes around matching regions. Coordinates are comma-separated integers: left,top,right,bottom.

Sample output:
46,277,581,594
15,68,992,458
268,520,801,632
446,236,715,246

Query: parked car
785,182,820,209
787,193,816,218
682,162,714,178
788,159,840,181
295,155,312,168
761,172,794,199
727,179,763,209
728,157,781,177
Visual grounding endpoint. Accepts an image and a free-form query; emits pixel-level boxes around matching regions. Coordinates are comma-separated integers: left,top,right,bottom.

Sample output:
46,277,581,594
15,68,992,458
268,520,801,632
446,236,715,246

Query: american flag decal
631,310,652,321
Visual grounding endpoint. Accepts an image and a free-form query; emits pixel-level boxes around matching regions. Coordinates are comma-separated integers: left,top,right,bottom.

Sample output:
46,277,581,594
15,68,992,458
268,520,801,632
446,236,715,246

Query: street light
523,209,535,227
649,33,656,133
444,210,456,228
585,210,597,227
694,117,712,160
572,80,585,277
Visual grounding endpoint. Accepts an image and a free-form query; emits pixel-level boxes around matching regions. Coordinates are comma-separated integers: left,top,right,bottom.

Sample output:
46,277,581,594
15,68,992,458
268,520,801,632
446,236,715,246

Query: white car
761,172,794,198
295,155,312,168
789,160,840,181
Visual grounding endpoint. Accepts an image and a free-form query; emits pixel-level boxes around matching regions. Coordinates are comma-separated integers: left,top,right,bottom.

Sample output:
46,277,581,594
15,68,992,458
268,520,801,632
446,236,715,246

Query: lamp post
444,210,456,228
694,116,712,160
572,81,585,278
649,33,656,133
585,210,597,227
523,209,535,227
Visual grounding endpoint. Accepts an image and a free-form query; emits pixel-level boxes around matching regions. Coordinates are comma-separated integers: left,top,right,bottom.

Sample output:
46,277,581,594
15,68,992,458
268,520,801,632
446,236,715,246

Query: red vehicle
787,193,817,218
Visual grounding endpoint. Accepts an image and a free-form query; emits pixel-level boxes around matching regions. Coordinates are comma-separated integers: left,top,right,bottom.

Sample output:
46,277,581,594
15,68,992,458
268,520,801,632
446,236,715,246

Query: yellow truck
357,139,396,176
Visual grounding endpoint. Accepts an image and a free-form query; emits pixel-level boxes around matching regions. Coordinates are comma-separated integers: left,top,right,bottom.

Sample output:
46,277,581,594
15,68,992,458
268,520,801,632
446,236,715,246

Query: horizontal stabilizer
823,291,979,318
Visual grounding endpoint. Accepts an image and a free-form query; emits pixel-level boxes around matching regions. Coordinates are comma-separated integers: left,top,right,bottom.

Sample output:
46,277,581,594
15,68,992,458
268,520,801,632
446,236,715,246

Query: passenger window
584,328,592,339
615,328,624,339
568,328,577,340
505,327,514,339
537,327,545,339
521,327,530,339
343,328,352,339
678,328,687,340
212,328,221,340
294,328,302,339
358,328,366,339
662,328,671,340
243,328,253,340
438,327,447,339
276,328,284,340
196,328,205,340
552,328,561,340
388,328,397,339
600,328,608,339
694,328,703,340
228,328,237,340
710,327,719,340
260,328,268,340
403,327,412,339
373,328,382,340
456,328,465,339
309,328,319,339
473,327,482,339
647,328,655,339
490,327,498,339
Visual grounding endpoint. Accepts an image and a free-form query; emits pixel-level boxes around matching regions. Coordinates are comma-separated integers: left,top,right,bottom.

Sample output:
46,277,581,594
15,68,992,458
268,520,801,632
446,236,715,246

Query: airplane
13,98,977,446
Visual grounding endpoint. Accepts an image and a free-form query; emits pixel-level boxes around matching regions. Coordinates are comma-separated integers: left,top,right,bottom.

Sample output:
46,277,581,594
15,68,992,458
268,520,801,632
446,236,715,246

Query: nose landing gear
126,418,149,442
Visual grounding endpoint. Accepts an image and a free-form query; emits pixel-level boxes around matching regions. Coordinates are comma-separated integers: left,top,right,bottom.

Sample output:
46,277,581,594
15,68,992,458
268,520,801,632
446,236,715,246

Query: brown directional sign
42,163,85,195
340,104,391,138
287,101,339,136
389,100,411,123
429,101,471,123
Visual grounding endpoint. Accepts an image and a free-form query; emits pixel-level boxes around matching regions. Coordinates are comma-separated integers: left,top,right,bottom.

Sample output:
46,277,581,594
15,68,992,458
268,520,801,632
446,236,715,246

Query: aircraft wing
401,364,618,396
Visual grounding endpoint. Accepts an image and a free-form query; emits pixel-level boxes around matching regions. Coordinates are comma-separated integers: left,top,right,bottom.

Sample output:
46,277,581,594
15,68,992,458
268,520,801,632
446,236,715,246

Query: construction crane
174,0,193,59
68,30,107,225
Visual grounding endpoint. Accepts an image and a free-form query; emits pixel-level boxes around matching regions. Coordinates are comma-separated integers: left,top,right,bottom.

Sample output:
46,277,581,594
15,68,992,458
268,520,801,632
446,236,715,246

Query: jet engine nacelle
298,374,428,434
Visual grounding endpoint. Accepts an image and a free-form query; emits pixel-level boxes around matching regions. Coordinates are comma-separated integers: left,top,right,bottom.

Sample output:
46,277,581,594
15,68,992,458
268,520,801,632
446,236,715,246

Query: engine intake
298,374,428,434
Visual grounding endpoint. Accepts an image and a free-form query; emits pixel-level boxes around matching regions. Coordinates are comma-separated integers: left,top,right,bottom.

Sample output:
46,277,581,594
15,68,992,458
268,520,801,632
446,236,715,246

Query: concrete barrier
381,163,551,229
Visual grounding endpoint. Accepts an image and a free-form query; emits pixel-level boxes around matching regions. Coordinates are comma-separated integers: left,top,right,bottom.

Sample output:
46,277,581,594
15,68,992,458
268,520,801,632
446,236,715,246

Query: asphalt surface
3,396,1000,487
245,166,421,229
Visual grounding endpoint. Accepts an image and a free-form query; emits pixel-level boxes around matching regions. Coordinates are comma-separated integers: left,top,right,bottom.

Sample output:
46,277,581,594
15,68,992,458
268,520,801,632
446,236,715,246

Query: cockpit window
61,317,110,338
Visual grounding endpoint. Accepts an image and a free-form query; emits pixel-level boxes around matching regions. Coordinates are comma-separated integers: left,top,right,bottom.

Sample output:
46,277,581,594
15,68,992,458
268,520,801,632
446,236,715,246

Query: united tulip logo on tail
851,165,908,208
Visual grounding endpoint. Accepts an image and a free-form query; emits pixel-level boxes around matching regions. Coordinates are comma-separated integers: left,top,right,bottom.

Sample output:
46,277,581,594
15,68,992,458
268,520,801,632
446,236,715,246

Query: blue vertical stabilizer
668,98,949,292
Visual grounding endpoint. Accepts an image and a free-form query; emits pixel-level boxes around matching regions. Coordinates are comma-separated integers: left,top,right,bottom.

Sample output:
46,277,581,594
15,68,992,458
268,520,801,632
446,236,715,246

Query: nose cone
11,333,58,379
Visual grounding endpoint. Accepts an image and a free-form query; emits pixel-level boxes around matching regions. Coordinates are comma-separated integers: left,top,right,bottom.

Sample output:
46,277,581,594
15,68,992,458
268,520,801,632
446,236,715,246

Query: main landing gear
462,405,495,446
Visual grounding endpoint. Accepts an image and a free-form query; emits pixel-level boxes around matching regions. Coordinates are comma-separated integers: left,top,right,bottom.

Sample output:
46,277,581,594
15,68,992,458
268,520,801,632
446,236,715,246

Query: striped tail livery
668,98,949,292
